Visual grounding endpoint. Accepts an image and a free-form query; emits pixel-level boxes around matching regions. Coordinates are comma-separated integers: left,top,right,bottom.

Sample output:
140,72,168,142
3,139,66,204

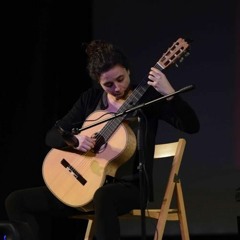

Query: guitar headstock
157,38,190,70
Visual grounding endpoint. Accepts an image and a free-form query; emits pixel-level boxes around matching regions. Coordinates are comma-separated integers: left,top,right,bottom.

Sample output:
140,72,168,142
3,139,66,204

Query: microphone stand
137,109,147,240
66,85,194,239
74,85,195,133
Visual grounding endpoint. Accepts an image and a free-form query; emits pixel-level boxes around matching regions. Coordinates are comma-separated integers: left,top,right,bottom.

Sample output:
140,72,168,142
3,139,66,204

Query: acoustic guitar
42,38,190,211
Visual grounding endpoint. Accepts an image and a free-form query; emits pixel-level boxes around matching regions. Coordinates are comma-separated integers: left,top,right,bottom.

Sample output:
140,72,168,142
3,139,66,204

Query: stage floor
120,235,239,240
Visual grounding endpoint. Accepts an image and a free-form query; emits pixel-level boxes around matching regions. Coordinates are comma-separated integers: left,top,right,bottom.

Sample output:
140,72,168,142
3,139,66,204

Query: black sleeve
45,87,103,149
158,95,200,133
142,87,200,134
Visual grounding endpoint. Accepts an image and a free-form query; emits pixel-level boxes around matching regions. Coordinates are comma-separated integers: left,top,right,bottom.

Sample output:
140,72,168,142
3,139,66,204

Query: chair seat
129,209,179,220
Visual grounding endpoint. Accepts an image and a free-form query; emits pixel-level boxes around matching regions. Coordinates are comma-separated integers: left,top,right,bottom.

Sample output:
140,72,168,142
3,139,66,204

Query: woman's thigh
94,181,141,215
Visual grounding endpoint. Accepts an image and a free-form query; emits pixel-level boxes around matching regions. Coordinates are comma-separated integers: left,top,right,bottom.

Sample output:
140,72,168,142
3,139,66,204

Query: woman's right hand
74,135,96,152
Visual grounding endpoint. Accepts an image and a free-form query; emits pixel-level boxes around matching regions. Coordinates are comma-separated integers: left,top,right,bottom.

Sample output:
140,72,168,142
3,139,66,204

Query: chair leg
154,179,176,240
176,182,190,240
153,199,169,240
84,219,95,240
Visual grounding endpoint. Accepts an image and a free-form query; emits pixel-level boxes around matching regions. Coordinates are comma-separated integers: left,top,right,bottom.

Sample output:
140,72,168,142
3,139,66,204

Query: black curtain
1,0,93,239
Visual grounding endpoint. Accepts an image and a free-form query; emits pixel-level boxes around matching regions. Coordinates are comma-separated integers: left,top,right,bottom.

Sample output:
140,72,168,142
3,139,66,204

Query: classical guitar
42,38,190,211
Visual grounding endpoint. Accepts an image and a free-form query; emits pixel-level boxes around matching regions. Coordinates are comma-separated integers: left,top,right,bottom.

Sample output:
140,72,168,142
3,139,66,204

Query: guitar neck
117,60,163,114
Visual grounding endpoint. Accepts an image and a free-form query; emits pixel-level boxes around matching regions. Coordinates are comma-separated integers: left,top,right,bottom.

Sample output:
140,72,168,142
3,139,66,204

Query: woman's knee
93,187,108,204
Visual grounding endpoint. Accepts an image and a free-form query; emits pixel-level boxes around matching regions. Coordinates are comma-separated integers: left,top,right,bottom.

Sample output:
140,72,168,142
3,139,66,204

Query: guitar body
42,110,137,210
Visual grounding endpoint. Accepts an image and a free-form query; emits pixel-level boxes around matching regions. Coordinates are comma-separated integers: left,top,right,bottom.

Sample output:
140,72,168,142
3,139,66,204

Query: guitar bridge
61,159,87,185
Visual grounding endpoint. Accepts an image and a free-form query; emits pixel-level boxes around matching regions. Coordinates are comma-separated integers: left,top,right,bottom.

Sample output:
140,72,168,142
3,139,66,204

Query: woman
5,40,200,240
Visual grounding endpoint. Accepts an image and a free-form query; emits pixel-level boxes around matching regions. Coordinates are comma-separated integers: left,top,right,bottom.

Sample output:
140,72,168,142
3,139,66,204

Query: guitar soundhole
92,133,106,153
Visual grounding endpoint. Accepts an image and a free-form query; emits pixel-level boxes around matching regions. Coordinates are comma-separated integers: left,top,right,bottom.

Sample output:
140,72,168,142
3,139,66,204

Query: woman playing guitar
5,39,200,240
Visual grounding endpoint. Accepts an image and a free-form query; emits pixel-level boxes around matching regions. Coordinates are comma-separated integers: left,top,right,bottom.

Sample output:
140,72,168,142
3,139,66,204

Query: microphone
178,84,195,93
56,124,79,148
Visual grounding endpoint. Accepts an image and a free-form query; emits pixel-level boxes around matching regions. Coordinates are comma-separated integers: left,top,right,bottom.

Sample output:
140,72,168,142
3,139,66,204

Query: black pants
5,180,141,240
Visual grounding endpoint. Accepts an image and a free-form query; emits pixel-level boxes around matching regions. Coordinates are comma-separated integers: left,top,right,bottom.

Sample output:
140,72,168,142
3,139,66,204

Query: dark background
1,0,239,239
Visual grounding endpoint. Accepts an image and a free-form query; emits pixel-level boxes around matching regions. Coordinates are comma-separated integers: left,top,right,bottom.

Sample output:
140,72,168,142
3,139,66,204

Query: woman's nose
114,84,120,91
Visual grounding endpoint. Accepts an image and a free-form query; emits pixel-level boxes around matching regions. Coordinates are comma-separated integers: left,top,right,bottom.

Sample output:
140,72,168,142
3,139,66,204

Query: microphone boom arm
75,84,195,134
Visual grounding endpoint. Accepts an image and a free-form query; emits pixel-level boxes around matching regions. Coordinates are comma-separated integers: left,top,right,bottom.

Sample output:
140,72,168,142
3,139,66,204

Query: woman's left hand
147,67,175,96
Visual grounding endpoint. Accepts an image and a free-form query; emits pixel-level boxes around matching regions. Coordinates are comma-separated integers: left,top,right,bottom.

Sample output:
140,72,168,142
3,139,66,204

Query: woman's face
99,65,131,100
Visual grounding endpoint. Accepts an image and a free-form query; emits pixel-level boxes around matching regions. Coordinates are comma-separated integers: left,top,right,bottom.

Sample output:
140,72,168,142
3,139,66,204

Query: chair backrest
153,138,186,201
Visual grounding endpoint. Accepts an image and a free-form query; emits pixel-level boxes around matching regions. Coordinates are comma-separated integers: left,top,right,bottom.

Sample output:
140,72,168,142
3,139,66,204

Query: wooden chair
70,138,190,240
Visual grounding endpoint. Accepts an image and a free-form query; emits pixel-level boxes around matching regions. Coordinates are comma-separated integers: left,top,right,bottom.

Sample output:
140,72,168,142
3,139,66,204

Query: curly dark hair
85,40,130,81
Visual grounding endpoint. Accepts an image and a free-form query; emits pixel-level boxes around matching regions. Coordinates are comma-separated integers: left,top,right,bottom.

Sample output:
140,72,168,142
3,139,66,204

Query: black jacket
45,84,200,201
